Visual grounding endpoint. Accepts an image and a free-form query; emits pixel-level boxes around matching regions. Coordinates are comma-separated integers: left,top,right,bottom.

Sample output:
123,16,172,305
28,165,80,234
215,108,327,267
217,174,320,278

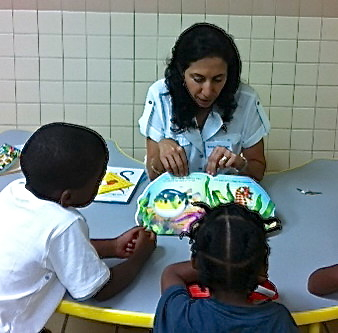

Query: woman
139,23,270,181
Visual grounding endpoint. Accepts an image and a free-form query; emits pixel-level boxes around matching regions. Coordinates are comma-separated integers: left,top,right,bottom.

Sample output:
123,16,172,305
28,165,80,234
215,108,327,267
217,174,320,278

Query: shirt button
198,167,202,170
200,154,203,158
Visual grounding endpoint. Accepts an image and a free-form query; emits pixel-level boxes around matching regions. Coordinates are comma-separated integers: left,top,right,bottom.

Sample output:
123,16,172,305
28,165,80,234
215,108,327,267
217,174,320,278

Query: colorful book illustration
94,166,145,203
0,143,21,175
136,172,280,235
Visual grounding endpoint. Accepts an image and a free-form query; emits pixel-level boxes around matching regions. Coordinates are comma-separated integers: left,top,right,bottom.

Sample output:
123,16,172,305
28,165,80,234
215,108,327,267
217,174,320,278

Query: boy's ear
60,189,72,208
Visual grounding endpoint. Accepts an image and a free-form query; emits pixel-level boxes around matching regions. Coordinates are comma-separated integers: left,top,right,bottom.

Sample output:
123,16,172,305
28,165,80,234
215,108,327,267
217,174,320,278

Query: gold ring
220,155,228,163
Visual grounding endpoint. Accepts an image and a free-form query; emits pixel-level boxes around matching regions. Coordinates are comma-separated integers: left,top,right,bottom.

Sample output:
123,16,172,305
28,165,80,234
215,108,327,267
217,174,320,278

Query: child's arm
161,261,198,293
94,229,156,301
308,264,338,296
91,226,145,258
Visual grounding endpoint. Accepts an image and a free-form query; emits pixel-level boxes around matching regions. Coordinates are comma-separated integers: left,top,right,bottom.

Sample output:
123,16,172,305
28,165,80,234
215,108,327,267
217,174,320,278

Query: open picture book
94,166,145,203
136,172,281,235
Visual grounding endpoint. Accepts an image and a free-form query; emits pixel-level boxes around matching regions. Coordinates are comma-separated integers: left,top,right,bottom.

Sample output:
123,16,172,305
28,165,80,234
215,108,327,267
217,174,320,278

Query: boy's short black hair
185,203,269,294
20,122,108,198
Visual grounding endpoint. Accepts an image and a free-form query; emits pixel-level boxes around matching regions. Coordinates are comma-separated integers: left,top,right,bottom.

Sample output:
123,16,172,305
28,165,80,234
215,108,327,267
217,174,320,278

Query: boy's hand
114,226,146,258
131,228,157,261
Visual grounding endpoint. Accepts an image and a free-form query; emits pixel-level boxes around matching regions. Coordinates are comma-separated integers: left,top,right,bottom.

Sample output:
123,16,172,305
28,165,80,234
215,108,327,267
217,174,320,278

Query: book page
94,166,145,203
135,172,208,235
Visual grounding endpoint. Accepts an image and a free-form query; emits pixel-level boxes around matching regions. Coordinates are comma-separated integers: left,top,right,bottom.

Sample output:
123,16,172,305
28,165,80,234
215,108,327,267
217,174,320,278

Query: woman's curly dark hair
165,23,242,132
181,203,270,295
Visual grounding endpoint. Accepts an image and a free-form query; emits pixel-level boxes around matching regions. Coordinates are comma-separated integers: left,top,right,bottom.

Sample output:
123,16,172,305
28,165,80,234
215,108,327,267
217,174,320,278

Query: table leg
308,322,321,333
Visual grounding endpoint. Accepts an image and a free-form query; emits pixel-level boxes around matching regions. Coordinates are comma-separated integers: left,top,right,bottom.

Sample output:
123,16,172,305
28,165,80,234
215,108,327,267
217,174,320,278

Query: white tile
275,16,298,39
313,129,335,150
322,18,338,40
182,14,205,31
135,82,152,104
273,40,297,62
64,59,86,81
38,11,62,34
316,86,338,107
134,148,146,162
241,61,249,83
157,60,166,79
268,128,291,149
110,104,133,126
205,15,228,32
251,16,275,39
229,15,251,39
111,82,133,104
314,108,337,129
249,62,272,84
292,108,315,129
16,125,39,132
111,59,134,81
250,40,274,62
269,107,292,128
293,86,316,108
0,10,13,33
87,82,110,103
157,36,176,60
159,14,182,36
290,129,313,150
272,63,295,85
0,57,14,79
135,13,158,36
63,11,86,35
13,10,37,34
41,103,64,124
17,103,40,125
298,17,321,40
320,41,338,63
250,84,271,106
64,82,86,103
110,13,134,36
63,35,86,58
40,58,63,80
135,59,157,82
87,59,110,81
289,150,312,168
318,64,338,85
16,81,40,103
266,150,290,171
87,36,110,58
134,128,146,148
89,126,111,139
88,104,110,125
296,41,320,63
14,34,38,57
295,64,318,85
235,39,251,61
64,104,86,125
133,104,144,126
0,34,14,56
135,36,157,59
313,151,334,159
270,85,294,106
0,103,16,123
86,12,110,35
111,36,134,59
38,35,62,57
40,81,63,103
14,58,39,80
110,126,133,147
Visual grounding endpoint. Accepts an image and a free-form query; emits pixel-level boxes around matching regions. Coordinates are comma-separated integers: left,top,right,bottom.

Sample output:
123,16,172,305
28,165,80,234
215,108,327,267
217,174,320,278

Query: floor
45,312,338,333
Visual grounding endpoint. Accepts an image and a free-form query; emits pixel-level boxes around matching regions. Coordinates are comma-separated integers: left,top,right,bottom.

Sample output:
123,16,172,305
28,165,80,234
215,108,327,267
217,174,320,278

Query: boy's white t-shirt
0,179,110,333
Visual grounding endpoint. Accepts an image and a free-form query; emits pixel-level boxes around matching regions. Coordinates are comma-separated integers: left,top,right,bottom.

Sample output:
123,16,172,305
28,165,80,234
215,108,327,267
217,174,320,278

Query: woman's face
184,57,228,109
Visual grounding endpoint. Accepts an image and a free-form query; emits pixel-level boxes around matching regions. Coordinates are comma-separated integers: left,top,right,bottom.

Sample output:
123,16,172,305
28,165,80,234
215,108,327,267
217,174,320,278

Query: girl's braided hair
181,203,270,294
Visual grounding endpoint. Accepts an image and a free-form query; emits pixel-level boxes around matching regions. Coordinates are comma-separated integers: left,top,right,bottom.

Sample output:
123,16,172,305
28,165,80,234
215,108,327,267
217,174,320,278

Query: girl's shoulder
236,82,258,100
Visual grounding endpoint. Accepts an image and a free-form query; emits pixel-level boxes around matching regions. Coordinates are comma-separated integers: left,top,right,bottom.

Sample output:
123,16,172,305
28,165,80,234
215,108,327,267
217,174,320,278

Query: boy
0,123,156,333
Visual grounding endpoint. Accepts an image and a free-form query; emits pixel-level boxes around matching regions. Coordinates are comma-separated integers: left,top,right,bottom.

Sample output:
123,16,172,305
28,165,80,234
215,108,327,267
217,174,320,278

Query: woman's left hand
206,146,246,176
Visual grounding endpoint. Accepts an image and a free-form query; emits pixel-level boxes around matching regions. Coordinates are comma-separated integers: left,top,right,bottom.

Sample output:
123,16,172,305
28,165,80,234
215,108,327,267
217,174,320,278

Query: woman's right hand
158,139,188,177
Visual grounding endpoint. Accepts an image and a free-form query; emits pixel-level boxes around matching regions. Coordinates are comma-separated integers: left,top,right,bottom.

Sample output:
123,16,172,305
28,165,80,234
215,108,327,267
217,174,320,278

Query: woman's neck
195,107,211,130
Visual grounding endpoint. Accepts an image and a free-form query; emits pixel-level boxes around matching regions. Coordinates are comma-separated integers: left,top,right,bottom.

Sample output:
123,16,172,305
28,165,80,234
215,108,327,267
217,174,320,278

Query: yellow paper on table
98,172,134,195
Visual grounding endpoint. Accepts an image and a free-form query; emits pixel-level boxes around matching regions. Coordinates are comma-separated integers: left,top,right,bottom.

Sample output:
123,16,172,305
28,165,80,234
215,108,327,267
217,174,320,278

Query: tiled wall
0,0,337,172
